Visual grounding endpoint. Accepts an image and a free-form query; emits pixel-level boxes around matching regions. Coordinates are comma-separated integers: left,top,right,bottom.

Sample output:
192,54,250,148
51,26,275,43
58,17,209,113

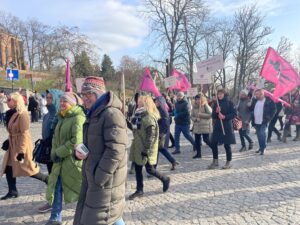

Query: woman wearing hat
191,94,213,159
208,89,237,169
45,92,85,225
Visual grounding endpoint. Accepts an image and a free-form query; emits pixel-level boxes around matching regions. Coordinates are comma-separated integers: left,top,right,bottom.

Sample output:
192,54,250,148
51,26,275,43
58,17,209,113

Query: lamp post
8,69,14,92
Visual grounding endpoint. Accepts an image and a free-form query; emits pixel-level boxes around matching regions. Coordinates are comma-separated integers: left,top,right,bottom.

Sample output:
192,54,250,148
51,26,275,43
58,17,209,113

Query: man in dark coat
249,89,276,155
172,92,195,154
74,76,127,225
208,89,237,169
28,95,39,122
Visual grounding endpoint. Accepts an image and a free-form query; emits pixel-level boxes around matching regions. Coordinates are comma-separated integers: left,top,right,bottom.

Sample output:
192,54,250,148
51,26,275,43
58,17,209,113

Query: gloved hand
141,151,148,159
1,139,9,151
16,153,25,161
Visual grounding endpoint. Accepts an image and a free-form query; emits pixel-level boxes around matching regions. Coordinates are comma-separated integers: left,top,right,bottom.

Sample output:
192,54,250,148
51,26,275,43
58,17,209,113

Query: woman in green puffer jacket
129,95,170,200
45,92,86,225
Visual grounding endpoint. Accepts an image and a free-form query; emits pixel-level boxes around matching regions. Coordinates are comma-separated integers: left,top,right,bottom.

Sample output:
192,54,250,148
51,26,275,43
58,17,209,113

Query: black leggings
135,162,167,192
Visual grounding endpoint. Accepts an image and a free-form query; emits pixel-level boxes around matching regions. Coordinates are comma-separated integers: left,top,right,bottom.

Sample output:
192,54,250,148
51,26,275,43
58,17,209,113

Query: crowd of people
1,81,300,225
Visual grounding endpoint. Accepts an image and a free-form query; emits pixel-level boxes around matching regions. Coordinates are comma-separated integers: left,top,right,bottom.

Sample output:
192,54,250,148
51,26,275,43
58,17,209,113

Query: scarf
131,107,146,130
60,105,73,118
5,108,17,127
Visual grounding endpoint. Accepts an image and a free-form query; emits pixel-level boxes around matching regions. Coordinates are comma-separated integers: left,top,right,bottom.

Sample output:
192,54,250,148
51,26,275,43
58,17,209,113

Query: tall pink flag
139,68,161,97
169,69,191,92
260,47,300,98
65,59,72,92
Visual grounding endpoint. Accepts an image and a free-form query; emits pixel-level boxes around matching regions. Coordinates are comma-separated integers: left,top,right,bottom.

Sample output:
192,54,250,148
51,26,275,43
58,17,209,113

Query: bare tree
144,0,204,76
233,4,272,97
276,36,293,61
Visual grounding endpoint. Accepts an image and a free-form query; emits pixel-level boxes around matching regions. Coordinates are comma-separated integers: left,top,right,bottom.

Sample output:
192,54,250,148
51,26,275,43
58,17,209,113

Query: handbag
1,139,9,151
232,117,242,131
32,138,52,164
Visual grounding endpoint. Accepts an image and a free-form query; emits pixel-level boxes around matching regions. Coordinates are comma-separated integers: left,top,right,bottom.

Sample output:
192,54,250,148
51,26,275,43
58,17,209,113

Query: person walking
191,94,213,159
73,76,127,225
172,92,195,154
162,93,175,148
267,101,282,142
237,90,253,152
0,90,9,124
28,95,39,122
45,92,85,225
0,92,48,200
155,96,178,170
249,89,276,155
129,95,170,200
37,89,63,213
208,89,237,169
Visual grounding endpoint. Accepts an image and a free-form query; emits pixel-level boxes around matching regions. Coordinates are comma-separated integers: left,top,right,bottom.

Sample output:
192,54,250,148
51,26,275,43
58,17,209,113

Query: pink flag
248,84,291,108
169,69,191,92
139,68,161,97
260,47,300,98
65,59,72,92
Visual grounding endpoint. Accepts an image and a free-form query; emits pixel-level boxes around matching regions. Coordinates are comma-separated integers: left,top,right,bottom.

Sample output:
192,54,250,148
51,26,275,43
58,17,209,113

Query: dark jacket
156,96,170,135
237,98,252,130
174,97,191,125
211,97,237,145
74,91,128,225
250,96,276,125
28,96,39,112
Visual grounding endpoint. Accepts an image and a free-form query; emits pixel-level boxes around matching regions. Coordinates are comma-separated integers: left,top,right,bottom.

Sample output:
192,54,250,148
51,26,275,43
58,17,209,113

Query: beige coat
191,103,213,134
1,111,39,177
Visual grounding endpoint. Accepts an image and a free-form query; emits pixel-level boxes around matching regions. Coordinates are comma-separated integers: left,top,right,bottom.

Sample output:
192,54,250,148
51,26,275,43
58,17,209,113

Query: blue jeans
50,176,63,222
239,129,253,147
174,124,195,152
255,124,267,152
158,148,176,164
113,218,125,225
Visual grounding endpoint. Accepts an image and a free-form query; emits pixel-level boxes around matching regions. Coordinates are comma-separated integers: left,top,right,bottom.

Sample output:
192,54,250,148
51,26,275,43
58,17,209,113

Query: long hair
9,92,26,114
140,95,161,120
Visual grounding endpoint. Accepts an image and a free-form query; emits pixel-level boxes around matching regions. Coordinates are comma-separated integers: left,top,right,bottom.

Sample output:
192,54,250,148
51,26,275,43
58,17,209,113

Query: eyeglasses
81,92,94,98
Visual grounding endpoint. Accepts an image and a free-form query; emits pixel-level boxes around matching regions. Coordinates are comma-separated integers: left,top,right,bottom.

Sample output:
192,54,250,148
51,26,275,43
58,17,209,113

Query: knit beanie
61,92,79,106
81,76,106,98
240,89,249,96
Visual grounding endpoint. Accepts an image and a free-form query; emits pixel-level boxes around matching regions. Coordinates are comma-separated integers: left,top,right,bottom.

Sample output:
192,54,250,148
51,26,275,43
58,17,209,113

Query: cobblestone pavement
0,122,300,225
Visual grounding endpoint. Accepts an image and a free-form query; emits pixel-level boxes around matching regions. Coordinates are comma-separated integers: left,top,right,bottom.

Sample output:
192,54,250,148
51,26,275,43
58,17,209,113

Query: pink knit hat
61,92,82,106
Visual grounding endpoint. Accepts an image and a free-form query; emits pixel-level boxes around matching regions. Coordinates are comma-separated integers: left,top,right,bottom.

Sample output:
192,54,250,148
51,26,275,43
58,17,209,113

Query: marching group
0,81,300,225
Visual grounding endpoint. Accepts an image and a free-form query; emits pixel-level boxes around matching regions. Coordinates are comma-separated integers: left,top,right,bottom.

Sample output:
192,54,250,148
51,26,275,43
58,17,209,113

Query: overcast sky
1,0,299,66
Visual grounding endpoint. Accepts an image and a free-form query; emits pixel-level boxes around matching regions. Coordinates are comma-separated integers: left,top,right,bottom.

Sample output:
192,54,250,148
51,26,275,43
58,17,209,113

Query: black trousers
135,162,167,192
268,115,281,140
194,133,211,156
278,116,284,130
4,166,48,194
5,166,17,193
211,143,232,161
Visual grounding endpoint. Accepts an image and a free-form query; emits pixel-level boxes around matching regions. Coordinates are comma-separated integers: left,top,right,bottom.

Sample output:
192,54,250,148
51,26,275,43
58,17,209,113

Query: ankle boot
239,146,246,152
222,161,232,169
248,142,253,150
1,191,18,200
207,159,219,169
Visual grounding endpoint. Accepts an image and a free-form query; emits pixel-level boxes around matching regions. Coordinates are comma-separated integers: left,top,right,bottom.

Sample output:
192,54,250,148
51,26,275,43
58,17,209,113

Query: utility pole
166,58,169,77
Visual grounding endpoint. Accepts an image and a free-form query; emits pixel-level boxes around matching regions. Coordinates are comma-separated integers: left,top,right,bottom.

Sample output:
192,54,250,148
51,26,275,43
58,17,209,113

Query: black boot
129,190,144,200
248,142,253,150
163,177,170,192
31,172,48,184
0,191,18,200
193,147,201,158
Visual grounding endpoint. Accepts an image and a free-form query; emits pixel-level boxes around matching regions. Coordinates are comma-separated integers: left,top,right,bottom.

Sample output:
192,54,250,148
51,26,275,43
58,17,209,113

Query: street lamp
8,70,14,92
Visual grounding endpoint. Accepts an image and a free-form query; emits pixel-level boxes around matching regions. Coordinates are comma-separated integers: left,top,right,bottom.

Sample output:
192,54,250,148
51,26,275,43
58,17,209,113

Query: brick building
0,27,25,70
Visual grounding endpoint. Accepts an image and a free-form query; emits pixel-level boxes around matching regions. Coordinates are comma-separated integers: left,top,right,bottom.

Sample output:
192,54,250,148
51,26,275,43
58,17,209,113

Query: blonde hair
9,92,26,114
200,95,208,106
139,95,161,119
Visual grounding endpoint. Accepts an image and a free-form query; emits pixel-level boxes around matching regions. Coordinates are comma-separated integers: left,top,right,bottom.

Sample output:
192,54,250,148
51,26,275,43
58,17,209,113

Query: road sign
196,55,224,75
32,77,42,82
6,69,19,81
164,76,177,88
187,87,198,97
193,73,213,84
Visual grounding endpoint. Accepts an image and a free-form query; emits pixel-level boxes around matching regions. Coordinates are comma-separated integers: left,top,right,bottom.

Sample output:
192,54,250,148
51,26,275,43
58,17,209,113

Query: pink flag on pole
139,68,161,97
260,47,300,98
168,69,191,92
65,59,72,92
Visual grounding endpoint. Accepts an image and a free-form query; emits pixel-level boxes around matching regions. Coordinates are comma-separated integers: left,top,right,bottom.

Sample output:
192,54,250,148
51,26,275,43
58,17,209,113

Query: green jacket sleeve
55,115,85,159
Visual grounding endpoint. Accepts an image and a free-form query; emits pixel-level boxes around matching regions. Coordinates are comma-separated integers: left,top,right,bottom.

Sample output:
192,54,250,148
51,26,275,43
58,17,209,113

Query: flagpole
122,71,126,115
